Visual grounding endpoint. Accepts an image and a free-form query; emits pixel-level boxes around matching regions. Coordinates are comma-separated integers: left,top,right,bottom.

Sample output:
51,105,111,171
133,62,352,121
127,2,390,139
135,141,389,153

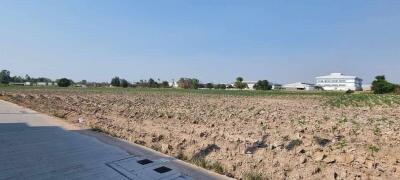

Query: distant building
283,82,315,91
9,82,25,86
243,81,257,90
271,83,282,90
9,82,32,86
35,82,57,86
316,73,362,91
229,81,257,90
169,81,178,88
37,82,47,86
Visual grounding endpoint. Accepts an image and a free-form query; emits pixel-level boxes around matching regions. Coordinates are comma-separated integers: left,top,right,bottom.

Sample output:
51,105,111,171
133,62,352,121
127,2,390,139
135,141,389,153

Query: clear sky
1,0,399,84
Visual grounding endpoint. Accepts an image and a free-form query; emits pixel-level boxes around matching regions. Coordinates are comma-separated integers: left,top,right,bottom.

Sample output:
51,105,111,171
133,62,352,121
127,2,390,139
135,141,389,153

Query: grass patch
368,145,380,153
150,144,162,152
53,111,67,119
336,139,348,150
243,171,264,180
0,85,344,97
191,157,225,175
324,94,400,107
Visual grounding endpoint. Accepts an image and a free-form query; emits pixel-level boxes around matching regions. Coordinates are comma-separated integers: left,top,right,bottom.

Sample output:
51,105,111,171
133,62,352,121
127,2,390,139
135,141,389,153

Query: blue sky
1,0,399,84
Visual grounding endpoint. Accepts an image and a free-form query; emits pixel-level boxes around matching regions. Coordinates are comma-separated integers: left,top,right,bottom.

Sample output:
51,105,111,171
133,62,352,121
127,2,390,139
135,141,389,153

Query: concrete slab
0,100,231,180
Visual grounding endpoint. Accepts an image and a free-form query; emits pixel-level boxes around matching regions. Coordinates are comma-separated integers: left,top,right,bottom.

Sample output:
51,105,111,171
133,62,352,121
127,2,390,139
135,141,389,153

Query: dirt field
1,88,400,179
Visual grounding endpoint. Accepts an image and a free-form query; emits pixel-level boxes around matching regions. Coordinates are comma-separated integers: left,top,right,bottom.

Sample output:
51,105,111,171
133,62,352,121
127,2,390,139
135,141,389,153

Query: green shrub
191,157,225,175
111,77,121,87
214,84,227,89
243,172,264,180
372,75,395,94
345,89,354,94
161,81,170,88
368,145,380,154
253,80,271,90
205,83,214,89
57,78,72,87
120,79,129,88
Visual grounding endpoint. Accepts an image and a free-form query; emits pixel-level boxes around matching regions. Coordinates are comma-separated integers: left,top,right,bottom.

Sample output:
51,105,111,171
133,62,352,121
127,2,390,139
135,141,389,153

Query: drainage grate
137,159,153,165
106,156,192,179
154,166,172,174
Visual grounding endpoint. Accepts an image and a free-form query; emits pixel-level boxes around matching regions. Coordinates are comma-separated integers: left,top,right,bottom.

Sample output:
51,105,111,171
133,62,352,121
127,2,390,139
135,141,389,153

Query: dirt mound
2,91,400,179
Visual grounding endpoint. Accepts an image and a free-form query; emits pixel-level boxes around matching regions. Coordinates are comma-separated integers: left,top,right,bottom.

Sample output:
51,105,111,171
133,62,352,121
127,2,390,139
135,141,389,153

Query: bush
57,78,72,87
243,172,264,180
214,84,226,89
205,83,214,89
253,80,271,90
161,81,170,88
111,77,120,87
120,79,129,88
345,89,354,94
372,75,395,94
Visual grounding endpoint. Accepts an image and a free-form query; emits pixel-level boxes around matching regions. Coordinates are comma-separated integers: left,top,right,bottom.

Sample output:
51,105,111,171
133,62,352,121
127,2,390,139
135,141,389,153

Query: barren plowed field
1,89,400,179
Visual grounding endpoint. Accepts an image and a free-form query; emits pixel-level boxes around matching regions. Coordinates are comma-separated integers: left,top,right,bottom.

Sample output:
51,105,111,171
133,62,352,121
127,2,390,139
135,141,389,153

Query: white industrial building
243,81,257,90
271,83,282,90
282,82,315,91
316,73,362,91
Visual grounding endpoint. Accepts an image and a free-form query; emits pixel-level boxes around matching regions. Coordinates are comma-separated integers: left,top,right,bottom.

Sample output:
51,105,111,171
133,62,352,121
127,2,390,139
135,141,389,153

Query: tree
214,84,226,89
148,78,158,88
234,77,248,89
120,79,129,88
0,70,11,84
11,76,24,83
111,77,120,87
161,81,170,88
57,78,72,87
205,83,214,89
25,74,31,81
253,80,271,90
177,78,199,89
372,75,395,94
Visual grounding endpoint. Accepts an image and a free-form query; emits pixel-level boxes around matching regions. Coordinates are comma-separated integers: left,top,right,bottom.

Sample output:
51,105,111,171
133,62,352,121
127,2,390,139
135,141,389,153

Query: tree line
110,77,170,88
2,69,399,94
0,69,75,87
0,69,273,91
174,77,272,90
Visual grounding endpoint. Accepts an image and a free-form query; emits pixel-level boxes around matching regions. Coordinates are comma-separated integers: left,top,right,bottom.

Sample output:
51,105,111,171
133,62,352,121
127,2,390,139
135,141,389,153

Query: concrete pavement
0,100,231,180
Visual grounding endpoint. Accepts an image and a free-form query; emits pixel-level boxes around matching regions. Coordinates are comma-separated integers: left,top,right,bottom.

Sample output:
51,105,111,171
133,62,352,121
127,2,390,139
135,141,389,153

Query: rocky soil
1,90,400,180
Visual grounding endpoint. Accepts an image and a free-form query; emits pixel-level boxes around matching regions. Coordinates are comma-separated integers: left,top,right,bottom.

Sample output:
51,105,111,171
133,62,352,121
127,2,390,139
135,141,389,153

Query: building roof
283,82,315,87
316,73,359,79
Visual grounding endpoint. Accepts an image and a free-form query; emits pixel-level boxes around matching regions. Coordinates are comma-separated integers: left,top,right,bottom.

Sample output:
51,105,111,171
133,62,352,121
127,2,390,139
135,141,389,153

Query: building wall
247,83,255,90
282,83,315,91
316,78,362,91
